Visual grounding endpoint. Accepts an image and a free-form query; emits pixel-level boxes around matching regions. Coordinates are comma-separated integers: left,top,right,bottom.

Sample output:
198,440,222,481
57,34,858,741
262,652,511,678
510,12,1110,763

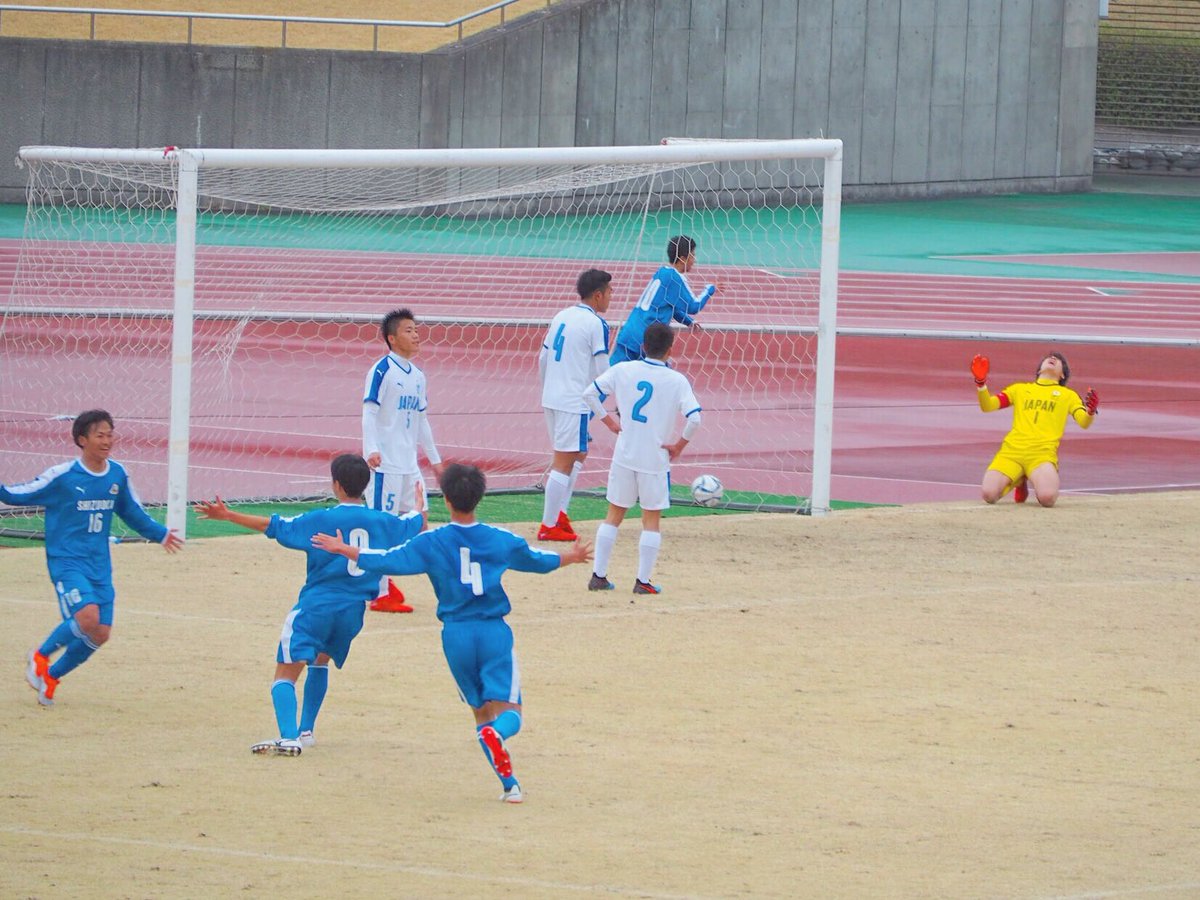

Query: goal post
5,139,844,537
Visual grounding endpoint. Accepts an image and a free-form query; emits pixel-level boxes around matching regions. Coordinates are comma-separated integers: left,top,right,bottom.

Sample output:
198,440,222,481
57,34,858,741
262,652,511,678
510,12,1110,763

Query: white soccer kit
362,352,440,476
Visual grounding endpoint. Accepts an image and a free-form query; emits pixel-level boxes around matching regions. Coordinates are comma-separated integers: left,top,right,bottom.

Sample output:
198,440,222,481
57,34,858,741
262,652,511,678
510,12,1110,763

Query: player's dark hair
642,322,675,359
1039,351,1070,385
439,463,487,514
667,235,696,264
72,409,114,447
576,268,612,300
330,453,371,499
381,308,415,347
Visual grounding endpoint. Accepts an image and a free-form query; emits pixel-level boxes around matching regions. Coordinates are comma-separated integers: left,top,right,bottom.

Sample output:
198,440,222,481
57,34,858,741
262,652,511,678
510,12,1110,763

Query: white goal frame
16,139,844,535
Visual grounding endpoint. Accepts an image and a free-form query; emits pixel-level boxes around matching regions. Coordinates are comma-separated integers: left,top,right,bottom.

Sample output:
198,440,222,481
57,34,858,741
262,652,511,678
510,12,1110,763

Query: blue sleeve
114,476,169,543
687,284,715,316
265,512,315,552
505,534,562,574
387,511,424,546
0,472,61,508
358,534,429,576
664,272,695,326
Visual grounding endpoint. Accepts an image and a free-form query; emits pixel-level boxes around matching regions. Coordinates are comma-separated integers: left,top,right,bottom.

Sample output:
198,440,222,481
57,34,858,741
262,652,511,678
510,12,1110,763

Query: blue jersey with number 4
356,522,560,622
0,459,166,585
266,504,421,611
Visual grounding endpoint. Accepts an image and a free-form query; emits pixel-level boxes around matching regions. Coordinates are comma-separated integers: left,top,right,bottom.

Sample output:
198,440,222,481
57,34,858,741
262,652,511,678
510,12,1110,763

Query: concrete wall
0,0,1098,203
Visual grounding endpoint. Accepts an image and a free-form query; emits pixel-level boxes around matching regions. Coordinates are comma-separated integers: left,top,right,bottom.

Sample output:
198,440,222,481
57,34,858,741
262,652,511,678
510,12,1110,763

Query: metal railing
1095,0,1200,173
0,1,551,50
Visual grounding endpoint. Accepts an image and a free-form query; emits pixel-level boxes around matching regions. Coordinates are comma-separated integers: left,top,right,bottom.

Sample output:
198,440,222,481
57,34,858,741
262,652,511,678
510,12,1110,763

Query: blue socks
477,712,522,790
38,619,79,659
493,709,522,740
47,632,99,680
299,665,328,734
271,679,299,740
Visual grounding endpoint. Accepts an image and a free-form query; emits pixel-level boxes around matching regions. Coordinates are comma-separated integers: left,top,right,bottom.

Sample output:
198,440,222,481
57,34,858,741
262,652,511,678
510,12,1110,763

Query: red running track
2,240,1198,505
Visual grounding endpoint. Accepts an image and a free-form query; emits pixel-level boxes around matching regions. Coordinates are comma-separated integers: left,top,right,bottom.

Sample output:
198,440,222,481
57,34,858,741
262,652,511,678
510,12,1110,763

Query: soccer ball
690,474,723,508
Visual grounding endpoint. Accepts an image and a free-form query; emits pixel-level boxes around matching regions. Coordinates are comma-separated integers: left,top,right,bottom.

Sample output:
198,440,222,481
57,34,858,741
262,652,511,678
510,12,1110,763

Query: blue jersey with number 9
266,505,421,611
356,522,560,622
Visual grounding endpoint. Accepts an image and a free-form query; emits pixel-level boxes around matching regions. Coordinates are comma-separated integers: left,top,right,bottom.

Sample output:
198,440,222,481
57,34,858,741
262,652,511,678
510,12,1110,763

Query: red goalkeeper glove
970,354,989,387
1084,387,1099,416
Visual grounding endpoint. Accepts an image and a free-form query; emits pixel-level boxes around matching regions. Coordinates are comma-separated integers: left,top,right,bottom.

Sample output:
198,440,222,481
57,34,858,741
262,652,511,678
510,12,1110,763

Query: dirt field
1,1,560,53
2,492,1198,899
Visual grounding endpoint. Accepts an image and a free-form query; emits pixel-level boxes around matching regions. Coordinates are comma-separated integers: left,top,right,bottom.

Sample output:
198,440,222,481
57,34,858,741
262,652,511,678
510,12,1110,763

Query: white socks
637,531,662,583
593,522,619,577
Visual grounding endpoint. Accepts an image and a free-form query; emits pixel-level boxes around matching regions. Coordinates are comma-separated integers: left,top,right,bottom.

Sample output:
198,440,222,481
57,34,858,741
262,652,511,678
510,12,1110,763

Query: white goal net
2,141,842,534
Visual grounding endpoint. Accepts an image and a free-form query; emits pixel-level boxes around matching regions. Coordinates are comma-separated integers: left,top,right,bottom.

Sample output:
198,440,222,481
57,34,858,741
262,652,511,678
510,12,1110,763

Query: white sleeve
538,345,549,385
418,413,441,465
584,368,613,419
681,410,701,441
362,402,381,457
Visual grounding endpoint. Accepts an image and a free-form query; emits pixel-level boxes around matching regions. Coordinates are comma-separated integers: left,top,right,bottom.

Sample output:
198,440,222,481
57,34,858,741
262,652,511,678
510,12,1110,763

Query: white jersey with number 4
587,359,700,474
540,304,610,413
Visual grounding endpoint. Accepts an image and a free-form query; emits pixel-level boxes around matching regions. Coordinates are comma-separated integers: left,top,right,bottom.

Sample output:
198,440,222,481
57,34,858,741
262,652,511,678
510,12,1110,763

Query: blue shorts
276,602,366,669
51,566,116,626
441,618,522,709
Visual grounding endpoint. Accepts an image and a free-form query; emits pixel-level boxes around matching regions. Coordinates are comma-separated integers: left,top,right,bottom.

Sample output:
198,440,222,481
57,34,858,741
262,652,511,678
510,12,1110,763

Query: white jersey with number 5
588,359,700,474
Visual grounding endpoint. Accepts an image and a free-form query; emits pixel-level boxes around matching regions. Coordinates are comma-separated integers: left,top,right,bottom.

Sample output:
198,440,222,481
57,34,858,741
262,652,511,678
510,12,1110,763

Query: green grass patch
0,488,878,548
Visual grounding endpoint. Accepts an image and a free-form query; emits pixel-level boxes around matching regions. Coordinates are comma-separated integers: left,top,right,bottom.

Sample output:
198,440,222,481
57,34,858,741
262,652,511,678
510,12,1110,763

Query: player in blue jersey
584,323,702,594
609,235,718,364
313,463,591,803
3,410,184,707
196,453,424,756
536,268,613,542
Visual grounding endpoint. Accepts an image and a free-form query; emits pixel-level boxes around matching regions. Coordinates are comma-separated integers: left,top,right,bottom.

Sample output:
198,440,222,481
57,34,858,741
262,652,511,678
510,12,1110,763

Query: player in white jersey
583,323,701,595
362,307,444,612
314,463,591,803
537,269,613,542
4,410,183,707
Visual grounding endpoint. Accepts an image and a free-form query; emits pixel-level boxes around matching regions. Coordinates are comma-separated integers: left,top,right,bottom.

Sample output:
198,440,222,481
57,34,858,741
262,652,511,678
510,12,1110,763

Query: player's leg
539,410,586,539
298,653,331,746
592,464,635,590
443,621,523,801
32,575,117,705
1027,461,1061,507
981,453,1023,504
253,606,315,755
298,605,363,745
632,471,669,594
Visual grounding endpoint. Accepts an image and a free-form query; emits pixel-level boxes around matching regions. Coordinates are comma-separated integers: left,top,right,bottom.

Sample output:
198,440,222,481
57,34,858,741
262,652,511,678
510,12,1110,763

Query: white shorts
544,408,589,454
605,462,671,511
368,470,428,514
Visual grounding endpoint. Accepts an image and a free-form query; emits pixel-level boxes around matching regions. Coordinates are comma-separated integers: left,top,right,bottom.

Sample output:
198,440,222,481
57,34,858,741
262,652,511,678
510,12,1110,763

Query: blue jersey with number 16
356,522,561,622
266,504,422,612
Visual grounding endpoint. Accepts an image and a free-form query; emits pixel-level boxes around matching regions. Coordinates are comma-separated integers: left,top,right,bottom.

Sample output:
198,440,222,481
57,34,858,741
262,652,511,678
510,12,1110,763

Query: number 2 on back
631,381,654,422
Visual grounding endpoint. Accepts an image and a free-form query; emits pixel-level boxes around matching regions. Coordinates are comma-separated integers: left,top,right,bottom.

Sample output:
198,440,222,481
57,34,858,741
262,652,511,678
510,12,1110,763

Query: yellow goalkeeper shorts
986,447,1058,482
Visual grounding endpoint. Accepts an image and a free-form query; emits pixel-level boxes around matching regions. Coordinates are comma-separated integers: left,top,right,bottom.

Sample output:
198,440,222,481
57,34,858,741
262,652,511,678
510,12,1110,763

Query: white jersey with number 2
587,359,700,474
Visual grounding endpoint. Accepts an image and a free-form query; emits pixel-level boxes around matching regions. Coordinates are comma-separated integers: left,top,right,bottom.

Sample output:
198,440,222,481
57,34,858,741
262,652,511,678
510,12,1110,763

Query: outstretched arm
196,497,270,533
971,354,1004,412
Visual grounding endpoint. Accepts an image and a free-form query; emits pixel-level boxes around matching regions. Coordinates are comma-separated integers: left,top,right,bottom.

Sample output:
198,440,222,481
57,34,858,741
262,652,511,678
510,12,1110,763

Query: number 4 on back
459,547,483,595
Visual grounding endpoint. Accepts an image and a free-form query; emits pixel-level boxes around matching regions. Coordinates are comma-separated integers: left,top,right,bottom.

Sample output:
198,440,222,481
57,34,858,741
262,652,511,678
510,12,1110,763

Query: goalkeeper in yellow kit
971,352,1099,507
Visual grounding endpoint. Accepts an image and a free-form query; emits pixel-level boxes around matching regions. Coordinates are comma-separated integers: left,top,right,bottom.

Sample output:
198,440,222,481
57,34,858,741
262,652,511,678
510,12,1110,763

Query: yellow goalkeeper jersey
997,378,1087,455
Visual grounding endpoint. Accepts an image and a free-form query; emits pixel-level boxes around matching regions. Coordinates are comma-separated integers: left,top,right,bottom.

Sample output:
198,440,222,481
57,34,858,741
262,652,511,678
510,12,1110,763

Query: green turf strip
0,489,877,548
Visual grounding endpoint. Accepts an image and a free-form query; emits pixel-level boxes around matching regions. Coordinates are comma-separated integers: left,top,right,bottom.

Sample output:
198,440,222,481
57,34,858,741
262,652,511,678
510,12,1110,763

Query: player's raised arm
972,354,1003,411
196,496,272,533
1073,387,1100,429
